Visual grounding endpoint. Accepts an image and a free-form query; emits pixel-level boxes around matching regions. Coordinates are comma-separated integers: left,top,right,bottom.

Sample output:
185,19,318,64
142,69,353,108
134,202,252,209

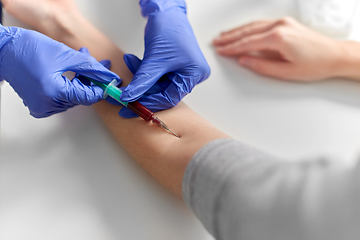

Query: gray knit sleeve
183,138,360,240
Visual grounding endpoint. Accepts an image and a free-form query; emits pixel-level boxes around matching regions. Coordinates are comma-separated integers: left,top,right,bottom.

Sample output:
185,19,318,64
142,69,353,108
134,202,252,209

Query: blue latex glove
0,25,120,118
118,0,210,118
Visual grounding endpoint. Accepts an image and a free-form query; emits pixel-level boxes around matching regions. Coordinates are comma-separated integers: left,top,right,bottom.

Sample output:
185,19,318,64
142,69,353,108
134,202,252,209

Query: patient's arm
95,101,228,196
3,0,229,197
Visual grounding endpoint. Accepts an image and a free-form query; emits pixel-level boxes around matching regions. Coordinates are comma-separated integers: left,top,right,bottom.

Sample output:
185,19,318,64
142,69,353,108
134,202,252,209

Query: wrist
332,41,360,80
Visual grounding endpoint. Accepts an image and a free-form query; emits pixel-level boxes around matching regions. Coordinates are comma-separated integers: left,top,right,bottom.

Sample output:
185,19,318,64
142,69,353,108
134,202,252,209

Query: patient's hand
213,17,359,81
2,0,78,36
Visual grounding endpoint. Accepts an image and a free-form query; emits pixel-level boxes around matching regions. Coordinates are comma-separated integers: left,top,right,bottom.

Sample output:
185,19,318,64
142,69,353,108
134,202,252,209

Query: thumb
99,59,111,70
69,47,120,85
120,60,164,102
68,77,104,105
79,47,90,55
76,48,112,86
79,48,112,70
238,56,293,79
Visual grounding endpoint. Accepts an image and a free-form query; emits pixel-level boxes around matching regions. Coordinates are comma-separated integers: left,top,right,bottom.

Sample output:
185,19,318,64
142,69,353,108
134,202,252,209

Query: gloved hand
118,0,210,118
0,25,120,118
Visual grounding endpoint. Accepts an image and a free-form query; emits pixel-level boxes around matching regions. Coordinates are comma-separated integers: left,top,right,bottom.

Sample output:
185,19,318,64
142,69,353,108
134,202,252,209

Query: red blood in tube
126,101,156,122
126,100,178,137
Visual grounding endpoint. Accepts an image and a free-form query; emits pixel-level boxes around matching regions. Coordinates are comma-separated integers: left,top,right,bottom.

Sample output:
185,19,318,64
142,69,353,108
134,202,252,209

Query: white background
2,0,360,239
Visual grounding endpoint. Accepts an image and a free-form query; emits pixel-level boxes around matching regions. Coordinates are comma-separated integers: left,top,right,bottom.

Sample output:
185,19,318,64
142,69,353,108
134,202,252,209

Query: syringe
85,77,180,138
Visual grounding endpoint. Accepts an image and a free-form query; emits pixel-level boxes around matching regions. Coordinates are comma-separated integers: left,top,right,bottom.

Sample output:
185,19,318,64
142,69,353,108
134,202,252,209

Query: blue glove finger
77,48,112,85
30,109,67,119
169,72,197,95
78,47,90,55
100,59,112,70
119,56,179,118
25,76,79,118
124,54,142,75
119,56,173,118
73,48,115,105
119,72,192,118
27,74,105,118
120,60,165,103
79,47,112,70
123,50,202,110
144,75,172,95
98,53,142,109
66,48,120,85
77,47,120,85
30,103,69,118
63,47,119,106
124,54,173,95
77,48,122,106
78,51,125,107
77,48,97,85
68,77,104,105
119,80,186,118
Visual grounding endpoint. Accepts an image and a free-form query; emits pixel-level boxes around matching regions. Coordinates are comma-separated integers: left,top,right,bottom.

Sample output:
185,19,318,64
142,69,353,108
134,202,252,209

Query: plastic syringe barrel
102,80,128,106
86,78,128,106
86,77,156,123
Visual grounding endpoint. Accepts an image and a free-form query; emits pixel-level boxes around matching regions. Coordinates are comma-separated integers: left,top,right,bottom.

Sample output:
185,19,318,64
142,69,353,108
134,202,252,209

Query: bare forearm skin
94,101,228,196
39,10,229,197
336,41,360,80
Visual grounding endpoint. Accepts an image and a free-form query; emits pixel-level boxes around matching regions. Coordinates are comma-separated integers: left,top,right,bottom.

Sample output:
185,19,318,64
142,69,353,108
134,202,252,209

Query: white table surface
2,0,360,239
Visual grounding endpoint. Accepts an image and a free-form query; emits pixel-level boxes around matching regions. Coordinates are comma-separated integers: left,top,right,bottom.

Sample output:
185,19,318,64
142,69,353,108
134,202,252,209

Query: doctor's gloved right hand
0,25,120,118
118,0,210,118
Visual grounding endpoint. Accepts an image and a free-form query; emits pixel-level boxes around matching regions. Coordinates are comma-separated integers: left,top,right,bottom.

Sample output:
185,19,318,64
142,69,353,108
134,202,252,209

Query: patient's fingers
213,20,275,46
215,30,283,56
238,56,295,80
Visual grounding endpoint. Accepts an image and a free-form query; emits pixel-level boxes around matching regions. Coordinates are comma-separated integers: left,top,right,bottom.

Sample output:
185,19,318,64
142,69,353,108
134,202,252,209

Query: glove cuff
0,25,19,49
0,25,19,80
140,0,186,17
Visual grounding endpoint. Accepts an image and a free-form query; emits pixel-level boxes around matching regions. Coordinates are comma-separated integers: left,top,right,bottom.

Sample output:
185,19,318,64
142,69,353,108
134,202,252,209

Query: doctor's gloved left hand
0,25,120,118
118,0,210,118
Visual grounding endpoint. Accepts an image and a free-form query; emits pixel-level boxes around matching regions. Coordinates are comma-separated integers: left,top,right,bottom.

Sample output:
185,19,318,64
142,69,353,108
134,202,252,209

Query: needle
163,126,180,138
154,117,180,138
